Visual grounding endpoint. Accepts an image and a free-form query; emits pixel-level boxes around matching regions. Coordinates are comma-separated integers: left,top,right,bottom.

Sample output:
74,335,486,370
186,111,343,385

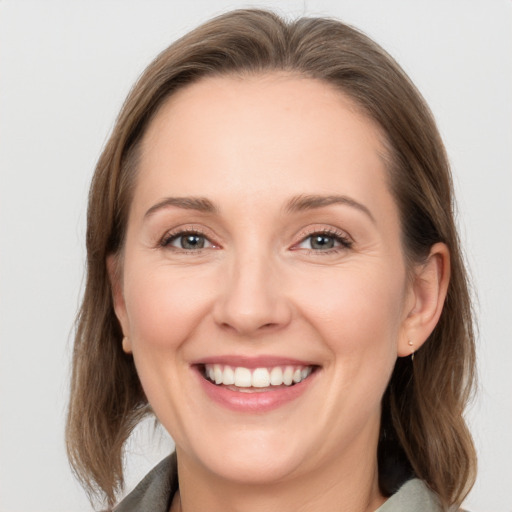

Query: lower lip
194,367,318,413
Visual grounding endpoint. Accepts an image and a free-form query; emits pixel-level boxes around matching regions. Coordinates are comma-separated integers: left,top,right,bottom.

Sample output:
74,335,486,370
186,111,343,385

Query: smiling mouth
200,364,318,392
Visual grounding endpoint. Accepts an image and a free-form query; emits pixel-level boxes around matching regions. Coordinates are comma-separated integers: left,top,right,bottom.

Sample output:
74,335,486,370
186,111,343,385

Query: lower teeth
228,385,277,393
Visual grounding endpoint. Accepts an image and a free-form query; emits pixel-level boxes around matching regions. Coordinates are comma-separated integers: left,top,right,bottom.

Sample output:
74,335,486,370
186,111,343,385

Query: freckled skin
111,75,447,512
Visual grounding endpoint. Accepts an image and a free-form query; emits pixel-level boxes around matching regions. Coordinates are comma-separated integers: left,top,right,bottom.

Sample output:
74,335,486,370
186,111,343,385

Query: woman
66,9,476,512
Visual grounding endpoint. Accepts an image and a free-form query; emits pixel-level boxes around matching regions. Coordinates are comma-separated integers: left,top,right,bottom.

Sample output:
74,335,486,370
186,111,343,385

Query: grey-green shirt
114,454,462,512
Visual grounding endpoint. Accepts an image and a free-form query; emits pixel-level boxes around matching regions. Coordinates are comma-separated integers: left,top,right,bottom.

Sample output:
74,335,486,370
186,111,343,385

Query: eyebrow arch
144,196,217,218
285,194,376,223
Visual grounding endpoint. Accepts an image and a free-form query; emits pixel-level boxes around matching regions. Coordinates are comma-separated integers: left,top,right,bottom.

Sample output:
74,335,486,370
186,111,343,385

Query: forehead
144,73,385,153
135,73,393,215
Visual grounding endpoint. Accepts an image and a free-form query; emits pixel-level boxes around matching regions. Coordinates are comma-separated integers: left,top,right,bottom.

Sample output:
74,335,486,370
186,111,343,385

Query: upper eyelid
295,226,353,242
301,228,347,237
164,231,209,242
161,224,211,239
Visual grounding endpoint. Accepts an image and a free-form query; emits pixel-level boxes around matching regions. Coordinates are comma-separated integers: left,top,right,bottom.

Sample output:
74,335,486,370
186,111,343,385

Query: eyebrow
144,193,375,223
144,196,217,218
285,194,376,223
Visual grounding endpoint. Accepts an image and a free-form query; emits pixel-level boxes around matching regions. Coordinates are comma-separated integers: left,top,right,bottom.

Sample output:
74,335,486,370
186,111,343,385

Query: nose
213,252,292,336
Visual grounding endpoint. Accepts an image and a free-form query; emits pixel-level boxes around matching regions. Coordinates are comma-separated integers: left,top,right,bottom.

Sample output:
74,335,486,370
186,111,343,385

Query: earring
408,340,415,361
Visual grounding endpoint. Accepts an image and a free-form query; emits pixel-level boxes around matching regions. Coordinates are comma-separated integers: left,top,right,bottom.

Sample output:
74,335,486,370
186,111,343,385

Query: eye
296,231,352,251
161,231,214,250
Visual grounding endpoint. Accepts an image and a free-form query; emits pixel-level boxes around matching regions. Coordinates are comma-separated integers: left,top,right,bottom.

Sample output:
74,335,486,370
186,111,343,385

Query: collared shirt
113,453,464,512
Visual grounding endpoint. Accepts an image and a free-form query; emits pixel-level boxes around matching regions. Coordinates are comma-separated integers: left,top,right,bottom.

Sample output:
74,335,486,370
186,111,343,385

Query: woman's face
113,75,416,485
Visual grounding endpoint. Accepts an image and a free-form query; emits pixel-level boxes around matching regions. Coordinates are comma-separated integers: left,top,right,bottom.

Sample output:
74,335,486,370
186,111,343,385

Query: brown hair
66,9,476,510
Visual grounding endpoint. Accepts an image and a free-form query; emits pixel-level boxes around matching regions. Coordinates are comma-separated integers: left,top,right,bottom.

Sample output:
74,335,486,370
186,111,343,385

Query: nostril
212,289,293,335
220,322,236,331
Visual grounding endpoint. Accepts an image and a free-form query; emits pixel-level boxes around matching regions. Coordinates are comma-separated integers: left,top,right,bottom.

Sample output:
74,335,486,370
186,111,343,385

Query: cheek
292,262,406,357
300,262,406,414
123,262,215,352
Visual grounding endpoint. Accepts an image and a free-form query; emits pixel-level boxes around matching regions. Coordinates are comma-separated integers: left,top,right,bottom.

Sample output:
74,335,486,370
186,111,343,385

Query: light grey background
1,1,511,511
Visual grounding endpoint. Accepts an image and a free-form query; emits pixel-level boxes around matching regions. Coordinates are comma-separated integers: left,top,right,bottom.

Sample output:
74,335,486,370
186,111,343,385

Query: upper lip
191,355,319,369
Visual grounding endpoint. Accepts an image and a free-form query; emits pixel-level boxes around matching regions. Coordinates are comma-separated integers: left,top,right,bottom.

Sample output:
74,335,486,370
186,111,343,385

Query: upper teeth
204,364,313,388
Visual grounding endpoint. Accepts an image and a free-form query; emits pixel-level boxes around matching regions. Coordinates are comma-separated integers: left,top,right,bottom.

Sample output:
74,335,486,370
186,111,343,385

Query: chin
204,450,304,485
180,429,309,485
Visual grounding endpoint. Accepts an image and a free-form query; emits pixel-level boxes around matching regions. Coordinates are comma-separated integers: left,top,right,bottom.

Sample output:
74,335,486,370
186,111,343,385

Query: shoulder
113,453,177,512
377,478,469,512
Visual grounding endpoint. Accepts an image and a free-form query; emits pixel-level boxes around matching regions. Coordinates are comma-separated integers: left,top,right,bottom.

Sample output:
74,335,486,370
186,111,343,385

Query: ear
107,254,133,354
398,242,450,357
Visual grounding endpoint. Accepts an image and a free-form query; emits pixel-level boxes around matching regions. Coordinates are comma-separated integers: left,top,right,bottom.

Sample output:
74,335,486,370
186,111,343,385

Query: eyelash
159,228,353,254
160,228,214,252
294,228,353,254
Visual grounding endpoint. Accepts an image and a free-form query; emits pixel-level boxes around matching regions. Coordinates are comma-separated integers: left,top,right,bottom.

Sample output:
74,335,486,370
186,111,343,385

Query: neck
173,431,386,512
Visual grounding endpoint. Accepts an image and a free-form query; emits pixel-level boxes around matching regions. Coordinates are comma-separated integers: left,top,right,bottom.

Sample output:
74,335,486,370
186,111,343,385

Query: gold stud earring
408,340,415,361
